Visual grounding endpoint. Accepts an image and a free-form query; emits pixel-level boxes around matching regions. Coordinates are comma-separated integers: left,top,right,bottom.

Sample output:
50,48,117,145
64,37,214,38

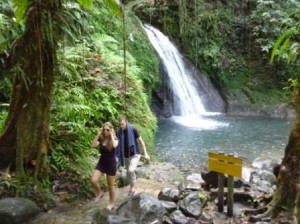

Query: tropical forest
0,0,300,223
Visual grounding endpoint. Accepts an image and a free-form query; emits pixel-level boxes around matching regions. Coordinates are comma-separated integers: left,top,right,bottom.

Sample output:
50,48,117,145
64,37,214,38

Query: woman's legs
91,169,104,202
106,174,116,210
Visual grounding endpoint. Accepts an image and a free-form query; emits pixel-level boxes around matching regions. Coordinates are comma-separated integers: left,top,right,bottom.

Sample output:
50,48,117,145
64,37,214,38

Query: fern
47,0,158,182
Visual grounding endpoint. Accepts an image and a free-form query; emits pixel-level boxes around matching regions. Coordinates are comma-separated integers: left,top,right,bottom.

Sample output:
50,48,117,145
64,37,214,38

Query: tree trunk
272,84,300,221
0,0,61,180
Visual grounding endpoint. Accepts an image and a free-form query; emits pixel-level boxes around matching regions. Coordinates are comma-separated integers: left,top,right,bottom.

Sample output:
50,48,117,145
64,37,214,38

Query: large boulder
252,157,281,171
178,191,206,219
0,198,40,224
117,192,167,223
169,210,188,224
161,200,177,213
184,173,205,191
158,187,180,202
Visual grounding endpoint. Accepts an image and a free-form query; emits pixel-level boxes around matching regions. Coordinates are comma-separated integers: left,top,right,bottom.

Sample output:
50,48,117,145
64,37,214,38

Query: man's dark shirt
122,128,140,158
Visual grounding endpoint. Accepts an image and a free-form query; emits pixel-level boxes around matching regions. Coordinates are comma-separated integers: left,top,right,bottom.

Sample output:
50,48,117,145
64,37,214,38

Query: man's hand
143,153,150,164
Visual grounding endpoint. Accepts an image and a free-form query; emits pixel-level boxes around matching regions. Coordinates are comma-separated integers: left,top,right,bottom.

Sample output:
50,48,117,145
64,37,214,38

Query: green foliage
77,0,94,9
0,175,56,210
0,13,10,49
0,0,158,204
131,0,295,103
0,176,18,198
270,8,300,115
47,0,158,185
0,108,8,133
271,20,300,66
88,1,159,94
103,0,122,16
187,3,235,72
131,0,243,82
12,0,95,23
0,1,23,103
13,0,28,23
0,0,24,47
124,10,160,97
0,76,13,102
251,0,300,54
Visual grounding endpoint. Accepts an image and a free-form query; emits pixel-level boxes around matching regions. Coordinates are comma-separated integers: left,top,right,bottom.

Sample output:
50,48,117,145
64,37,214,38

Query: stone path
26,163,181,224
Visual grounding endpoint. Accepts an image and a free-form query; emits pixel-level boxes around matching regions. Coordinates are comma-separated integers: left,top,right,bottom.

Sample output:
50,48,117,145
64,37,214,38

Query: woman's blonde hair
99,122,117,150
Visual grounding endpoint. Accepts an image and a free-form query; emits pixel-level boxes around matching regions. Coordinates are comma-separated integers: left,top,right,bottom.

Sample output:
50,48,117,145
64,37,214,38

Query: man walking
116,116,150,197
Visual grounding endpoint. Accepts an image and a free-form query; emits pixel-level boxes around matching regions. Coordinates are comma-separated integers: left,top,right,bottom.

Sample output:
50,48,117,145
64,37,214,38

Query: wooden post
227,175,234,217
208,152,242,217
218,173,224,212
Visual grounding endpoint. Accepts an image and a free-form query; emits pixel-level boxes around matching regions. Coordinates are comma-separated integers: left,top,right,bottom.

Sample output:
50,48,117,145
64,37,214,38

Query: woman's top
95,144,117,176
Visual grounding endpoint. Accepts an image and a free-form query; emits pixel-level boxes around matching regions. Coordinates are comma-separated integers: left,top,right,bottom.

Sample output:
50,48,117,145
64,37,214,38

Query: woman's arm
110,129,119,148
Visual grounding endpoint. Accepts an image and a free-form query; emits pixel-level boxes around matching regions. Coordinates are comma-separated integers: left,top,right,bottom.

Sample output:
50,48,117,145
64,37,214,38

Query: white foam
170,115,229,130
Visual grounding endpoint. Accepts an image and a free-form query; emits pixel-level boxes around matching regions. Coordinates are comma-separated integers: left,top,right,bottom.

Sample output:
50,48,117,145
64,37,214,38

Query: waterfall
144,24,228,129
144,24,207,116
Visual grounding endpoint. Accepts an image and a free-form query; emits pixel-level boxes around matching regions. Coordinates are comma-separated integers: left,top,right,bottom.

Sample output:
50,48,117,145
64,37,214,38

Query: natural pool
155,115,293,173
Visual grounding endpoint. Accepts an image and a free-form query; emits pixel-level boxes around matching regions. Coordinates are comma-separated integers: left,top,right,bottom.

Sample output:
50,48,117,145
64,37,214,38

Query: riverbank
1,158,292,224
25,162,182,224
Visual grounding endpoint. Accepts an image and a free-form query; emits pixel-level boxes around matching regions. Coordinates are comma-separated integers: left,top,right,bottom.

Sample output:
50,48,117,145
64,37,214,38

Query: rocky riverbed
0,159,295,224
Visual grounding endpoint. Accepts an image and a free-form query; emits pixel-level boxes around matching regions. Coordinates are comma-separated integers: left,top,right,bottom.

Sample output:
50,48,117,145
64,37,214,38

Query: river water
144,24,293,173
155,115,293,173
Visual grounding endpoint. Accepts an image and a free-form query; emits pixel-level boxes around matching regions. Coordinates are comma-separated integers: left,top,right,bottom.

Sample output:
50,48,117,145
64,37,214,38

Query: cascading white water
144,24,206,116
144,24,227,129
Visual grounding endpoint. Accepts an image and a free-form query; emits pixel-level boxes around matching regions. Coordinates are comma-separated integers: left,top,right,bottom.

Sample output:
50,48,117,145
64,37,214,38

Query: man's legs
125,154,141,195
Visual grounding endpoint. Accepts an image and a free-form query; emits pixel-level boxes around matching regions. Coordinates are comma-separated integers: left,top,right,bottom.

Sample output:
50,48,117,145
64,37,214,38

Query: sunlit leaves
0,109,8,133
103,0,121,16
13,0,28,23
271,23,300,65
76,0,122,16
77,0,94,9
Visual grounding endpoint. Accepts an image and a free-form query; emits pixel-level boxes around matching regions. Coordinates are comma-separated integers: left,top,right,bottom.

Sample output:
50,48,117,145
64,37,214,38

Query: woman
90,122,118,210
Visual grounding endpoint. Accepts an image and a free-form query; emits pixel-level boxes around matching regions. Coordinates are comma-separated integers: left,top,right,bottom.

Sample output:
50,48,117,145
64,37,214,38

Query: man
116,116,150,197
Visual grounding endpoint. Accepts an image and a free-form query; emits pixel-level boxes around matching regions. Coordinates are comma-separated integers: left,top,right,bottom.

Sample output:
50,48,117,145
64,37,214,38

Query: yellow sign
208,152,242,178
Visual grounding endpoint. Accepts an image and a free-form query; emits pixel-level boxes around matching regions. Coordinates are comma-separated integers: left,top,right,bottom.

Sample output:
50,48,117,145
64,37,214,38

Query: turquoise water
155,115,293,173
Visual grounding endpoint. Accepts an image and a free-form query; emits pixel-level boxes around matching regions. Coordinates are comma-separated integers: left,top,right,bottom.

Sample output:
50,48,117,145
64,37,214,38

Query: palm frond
271,27,297,62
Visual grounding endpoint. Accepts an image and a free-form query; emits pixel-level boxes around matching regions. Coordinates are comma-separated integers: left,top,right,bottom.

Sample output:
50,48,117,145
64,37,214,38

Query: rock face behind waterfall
152,56,226,118
182,57,226,113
